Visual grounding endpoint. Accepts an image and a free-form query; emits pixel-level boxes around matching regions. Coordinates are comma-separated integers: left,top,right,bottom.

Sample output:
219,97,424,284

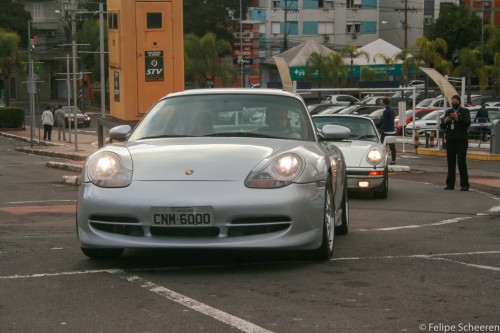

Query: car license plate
151,206,214,226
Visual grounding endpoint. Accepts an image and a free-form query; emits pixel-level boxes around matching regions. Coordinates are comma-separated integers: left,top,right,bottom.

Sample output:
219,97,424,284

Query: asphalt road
0,135,499,333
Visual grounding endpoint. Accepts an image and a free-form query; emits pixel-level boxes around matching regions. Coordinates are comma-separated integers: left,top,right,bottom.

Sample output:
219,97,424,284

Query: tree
305,51,345,88
453,48,485,104
373,53,396,81
184,32,235,87
340,45,369,87
395,49,413,86
428,4,482,60
183,0,246,41
485,25,500,97
0,28,21,107
0,0,31,47
413,36,453,98
77,19,107,83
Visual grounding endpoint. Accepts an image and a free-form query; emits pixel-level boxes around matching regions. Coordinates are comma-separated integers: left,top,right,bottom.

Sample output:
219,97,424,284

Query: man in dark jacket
380,97,397,165
440,95,471,191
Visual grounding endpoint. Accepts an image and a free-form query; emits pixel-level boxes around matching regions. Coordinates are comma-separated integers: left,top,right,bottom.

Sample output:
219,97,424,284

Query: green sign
290,64,404,80
145,51,164,82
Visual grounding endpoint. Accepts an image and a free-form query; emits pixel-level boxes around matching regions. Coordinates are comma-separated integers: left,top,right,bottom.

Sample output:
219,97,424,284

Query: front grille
227,224,290,237
150,227,220,237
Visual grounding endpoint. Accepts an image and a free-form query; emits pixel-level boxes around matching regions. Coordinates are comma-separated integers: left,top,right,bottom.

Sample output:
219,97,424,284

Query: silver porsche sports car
312,114,390,199
77,89,350,260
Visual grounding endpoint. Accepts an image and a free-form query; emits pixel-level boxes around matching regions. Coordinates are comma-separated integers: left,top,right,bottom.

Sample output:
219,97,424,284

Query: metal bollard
413,130,419,149
425,131,430,148
430,130,435,147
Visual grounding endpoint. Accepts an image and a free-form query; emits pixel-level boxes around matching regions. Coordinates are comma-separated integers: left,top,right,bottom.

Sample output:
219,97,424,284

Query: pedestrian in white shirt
41,105,54,141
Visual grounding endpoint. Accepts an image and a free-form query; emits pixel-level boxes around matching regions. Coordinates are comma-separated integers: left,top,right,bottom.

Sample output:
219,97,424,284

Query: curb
46,161,83,172
415,148,500,161
62,175,81,186
388,165,410,172
15,147,87,161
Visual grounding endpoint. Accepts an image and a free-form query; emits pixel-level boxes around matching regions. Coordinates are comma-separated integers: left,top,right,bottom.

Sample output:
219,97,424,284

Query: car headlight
85,151,132,187
366,148,383,165
245,153,304,188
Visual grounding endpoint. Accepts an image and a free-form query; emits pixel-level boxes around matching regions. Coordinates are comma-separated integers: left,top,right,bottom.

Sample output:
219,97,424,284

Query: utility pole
403,0,408,49
283,0,288,51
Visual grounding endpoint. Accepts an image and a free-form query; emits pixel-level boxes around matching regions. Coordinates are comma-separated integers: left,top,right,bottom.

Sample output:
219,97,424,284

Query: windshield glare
128,94,315,141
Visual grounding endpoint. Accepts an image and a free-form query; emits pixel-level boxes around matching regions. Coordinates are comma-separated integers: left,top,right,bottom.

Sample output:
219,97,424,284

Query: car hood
331,140,381,167
122,137,322,181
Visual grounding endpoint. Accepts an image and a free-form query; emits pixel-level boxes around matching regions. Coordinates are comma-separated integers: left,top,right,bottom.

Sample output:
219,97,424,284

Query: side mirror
320,124,351,141
383,136,396,145
109,125,132,142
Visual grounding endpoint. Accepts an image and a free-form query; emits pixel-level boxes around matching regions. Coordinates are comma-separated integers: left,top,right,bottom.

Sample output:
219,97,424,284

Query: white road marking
1,251,498,331
358,216,473,231
123,274,274,333
8,199,77,204
0,268,274,333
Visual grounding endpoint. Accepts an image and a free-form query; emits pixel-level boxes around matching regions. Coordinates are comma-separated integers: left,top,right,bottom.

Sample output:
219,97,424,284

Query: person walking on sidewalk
440,95,471,191
41,105,54,141
380,97,397,165
54,104,66,141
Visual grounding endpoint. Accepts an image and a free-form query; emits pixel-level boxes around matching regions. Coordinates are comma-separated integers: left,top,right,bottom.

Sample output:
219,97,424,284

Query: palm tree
340,45,369,87
305,51,345,88
184,32,234,88
413,36,452,98
0,28,21,107
395,49,412,86
373,53,396,81
453,48,485,103
485,25,500,97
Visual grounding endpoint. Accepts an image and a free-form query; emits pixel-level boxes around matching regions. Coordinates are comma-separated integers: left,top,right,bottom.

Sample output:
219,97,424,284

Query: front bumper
346,167,385,191
77,180,327,251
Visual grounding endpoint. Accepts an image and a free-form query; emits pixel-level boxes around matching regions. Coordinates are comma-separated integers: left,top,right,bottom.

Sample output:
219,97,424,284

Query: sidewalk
0,126,98,165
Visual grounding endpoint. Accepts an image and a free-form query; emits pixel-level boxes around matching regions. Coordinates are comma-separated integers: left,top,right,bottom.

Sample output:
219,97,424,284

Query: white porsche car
77,89,350,260
312,114,391,199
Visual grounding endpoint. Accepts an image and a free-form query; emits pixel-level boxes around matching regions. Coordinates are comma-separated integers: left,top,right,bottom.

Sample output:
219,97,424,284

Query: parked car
469,95,498,106
320,94,360,106
60,106,91,128
318,105,348,114
407,80,425,88
358,95,387,105
405,110,445,136
337,105,383,116
312,114,390,199
77,88,350,260
365,108,385,128
395,109,435,135
307,103,334,115
468,109,500,140
415,97,448,110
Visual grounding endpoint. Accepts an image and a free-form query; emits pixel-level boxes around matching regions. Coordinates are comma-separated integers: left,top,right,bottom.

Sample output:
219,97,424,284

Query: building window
272,0,280,9
347,0,362,9
318,22,334,34
424,16,433,26
319,0,334,9
147,12,162,29
32,3,45,23
271,21,281,34
108,12,119,30
346,23,361,34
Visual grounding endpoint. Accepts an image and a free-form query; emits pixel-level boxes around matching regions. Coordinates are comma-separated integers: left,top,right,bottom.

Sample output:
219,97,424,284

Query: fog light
358,180,370,188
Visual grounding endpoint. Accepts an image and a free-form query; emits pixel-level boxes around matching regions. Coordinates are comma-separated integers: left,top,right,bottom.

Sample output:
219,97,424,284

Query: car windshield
313,116,379,142
420,110,444,120
129,93,315,141
338,106,359,114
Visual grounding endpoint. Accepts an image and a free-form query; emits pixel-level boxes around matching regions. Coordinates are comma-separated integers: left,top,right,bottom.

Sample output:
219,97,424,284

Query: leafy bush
0,107,25,128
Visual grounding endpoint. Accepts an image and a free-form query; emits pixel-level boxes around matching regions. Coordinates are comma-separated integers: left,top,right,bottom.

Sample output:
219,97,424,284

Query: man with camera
440,95,471,191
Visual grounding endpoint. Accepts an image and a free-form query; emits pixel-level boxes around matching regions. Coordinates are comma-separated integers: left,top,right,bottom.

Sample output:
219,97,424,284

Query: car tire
373,168,389,199
81,247,124,259
335,183,349,235
302,181,335,261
